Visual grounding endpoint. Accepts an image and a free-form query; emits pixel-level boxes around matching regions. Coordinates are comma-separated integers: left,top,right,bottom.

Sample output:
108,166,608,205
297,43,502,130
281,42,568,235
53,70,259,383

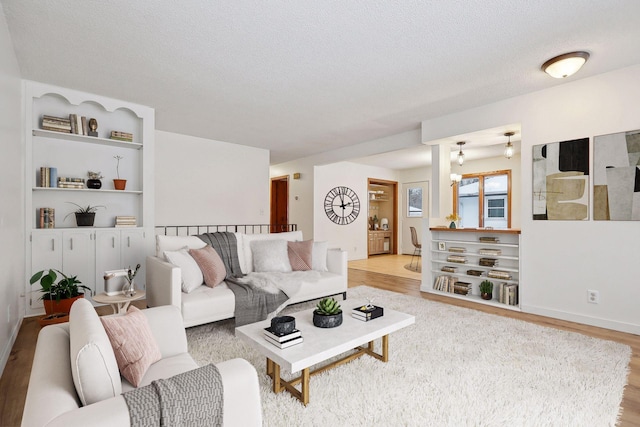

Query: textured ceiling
3,1,640,164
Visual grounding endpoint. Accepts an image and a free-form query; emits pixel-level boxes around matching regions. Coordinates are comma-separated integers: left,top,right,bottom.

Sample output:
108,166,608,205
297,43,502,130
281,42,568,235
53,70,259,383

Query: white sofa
146,230,348,327
22,301,262,427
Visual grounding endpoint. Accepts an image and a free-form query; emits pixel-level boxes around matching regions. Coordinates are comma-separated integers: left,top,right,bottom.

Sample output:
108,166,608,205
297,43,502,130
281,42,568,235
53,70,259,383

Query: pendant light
541,51,589,78
503,132,515,159
456,141,465,166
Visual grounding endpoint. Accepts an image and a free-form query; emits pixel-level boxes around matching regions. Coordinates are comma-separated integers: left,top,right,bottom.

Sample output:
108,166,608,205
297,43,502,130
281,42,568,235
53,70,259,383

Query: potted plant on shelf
113,155,126,190
64,202,105,227
312,297,343,328
479,280,494,300
446,213,461,229
30,269,92,317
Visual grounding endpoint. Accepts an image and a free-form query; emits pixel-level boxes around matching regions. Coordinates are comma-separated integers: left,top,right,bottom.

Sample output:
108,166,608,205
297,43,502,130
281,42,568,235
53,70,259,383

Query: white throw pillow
251,240,292,272
69,298,122,406
155,235,206,258
312,241,329,271
242,231,303,273
164,246,204,293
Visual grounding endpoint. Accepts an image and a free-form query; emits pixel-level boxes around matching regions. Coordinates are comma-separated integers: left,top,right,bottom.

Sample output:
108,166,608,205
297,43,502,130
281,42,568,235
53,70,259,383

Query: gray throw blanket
123,364,223,427
198,232,289,326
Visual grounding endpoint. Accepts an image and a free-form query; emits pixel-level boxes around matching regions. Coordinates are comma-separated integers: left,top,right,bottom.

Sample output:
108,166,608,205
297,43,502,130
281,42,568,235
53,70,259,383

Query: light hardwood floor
1,255,638,426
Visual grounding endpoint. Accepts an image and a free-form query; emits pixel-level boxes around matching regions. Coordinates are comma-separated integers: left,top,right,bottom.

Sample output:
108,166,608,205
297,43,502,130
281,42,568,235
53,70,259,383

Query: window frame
453,169,512,228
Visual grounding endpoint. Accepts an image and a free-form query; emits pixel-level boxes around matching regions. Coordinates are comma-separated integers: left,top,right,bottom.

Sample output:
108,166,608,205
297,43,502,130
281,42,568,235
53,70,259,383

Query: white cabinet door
120,229,147,290
95,230,121,297
62,230,94,296
30,231,63,312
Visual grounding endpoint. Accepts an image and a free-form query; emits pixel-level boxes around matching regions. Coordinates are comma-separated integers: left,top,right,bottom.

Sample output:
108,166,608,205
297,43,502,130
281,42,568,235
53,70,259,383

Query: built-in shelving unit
24,81,155,316
424,227,521,311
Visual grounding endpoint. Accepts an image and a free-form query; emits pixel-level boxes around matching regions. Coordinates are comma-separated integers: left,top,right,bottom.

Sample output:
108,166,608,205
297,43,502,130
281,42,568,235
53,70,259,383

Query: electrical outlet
587,290,600,304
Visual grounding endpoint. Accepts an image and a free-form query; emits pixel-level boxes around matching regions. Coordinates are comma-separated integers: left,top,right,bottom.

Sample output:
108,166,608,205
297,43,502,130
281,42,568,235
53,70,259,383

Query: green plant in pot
113,155,127,190
30,269,92,315
479,280,494,300
313,297,343,328
64,202,105,227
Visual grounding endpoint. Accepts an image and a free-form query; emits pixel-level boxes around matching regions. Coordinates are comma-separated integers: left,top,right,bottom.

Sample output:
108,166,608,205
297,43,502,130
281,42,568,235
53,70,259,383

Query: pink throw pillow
100,306,162,387
189,245,227,287
287,240,313,271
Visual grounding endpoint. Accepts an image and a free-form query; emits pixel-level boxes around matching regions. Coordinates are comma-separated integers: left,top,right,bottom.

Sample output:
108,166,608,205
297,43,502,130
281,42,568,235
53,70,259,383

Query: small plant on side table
313,297,343,328
479,280,494,300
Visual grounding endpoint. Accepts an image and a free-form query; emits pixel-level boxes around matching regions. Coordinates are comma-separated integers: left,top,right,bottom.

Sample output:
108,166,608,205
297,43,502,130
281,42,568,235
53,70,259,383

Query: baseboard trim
0,316,23,376
522,304,640,335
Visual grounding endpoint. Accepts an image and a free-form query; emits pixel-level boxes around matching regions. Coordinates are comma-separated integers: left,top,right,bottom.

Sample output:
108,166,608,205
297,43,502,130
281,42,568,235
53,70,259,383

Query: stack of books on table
263,327,303,349
352,305,384,321
115,216,137,227
41,115,71,133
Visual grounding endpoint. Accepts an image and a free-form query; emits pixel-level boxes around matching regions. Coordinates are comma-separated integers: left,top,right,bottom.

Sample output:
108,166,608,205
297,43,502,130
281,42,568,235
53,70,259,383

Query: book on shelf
446,255,467,263
479,248,502,256
264,334,304,349
433,275,457,293
351,305,383,321
42,115,72,133
466,269,483,276
448,247,466,253
453,281,471,295
488,270,512,280
38,207,55,228
69,114,77,134
498,282,519,305
479,236,499,243
263,327,302,342
110,130,133,142
115,215,137,227
441,266,457,273
479,258,498,267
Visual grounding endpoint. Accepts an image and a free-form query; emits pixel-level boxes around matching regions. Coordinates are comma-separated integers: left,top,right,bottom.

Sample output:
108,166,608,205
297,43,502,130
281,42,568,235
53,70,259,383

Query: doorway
270,175,288,232
367,178,398,257
401,181,429,255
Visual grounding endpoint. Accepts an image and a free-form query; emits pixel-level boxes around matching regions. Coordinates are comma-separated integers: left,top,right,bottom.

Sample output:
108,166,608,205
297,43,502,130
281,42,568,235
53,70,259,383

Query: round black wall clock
324,186,361,225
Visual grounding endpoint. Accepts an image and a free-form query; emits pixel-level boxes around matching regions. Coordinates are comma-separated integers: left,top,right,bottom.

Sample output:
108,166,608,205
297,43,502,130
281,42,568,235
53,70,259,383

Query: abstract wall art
532,137,589,220
593,129,640,220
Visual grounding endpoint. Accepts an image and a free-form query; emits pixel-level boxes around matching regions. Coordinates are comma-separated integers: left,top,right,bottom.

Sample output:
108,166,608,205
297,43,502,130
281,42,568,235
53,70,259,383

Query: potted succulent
30,269,92,315
113,155,126,190
64,202,105,227
313,297,343,328
479,280,494,300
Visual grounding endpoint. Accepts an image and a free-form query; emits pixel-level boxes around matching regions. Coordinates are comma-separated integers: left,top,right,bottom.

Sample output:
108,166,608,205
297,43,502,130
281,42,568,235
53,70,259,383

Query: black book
264,335,304,349
352,305,384,321
263,327,302,342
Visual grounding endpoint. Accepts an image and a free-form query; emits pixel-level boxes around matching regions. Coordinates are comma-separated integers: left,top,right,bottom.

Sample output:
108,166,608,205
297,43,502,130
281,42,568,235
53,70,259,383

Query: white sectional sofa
146,230,348,327
22,300,262,427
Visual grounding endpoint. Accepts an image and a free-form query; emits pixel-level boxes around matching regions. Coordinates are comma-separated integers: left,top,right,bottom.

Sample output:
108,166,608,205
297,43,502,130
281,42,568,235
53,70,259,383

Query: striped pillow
287,240,313,271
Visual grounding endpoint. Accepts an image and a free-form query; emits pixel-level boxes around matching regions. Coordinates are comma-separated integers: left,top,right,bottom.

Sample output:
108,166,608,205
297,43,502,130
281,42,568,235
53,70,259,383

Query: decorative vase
313,310,343,328
113,179,127,190
449,221,456,229
271,316,296,335
481,292,492,300
75,212,95,227
87,179,102,189
122,280,135,297
43,294,84,315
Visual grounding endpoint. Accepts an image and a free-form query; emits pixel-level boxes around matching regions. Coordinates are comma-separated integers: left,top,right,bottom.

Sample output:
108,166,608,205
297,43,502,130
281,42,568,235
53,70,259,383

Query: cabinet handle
112,237,115,248
127,236,131,247
51,238,55,251
70,238,73,251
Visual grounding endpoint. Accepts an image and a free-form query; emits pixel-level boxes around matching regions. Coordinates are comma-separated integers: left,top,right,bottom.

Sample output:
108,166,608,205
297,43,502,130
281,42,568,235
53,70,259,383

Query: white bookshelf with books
424,228,521,311
24,81,155,316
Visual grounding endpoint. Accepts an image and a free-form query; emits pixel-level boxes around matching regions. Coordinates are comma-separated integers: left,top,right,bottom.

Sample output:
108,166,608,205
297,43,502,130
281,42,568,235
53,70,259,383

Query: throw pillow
287,240,313,271
69,298,122,406
251,239,292,272
189,245,227,287
100,306,162,387
312,241,329,271
163,246,204,293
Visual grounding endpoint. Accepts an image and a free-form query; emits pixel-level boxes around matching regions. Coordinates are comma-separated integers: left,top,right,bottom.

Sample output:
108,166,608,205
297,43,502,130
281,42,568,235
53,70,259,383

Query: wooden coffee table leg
381,334,389,362
301,368,309,405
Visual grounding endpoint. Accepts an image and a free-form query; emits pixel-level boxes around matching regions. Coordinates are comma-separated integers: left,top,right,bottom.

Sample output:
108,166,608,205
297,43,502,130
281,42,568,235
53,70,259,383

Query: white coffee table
235,300,415,405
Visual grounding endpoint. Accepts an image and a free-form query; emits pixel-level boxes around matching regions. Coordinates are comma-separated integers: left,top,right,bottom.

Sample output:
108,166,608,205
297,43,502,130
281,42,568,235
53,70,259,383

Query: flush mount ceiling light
504,131,515,159
541,51,590,78
456,141,466,166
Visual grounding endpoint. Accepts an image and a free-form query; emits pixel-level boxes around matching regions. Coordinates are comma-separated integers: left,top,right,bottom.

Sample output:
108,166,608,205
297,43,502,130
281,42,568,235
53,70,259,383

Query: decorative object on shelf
38,207,55,228
87,171,103,189
313,297,343,328
113,155,127,190
29,268,92,315
270,316,296,335
41,115,71,133
115,215,137,227
57,176,85,189
455,141,466,166
446,213,461,229
88,118,98,137
541,51,589,78
110,130,133,142
64,202,105,227
479,280,494,300
324,186,360,225
122,263,140,297
503,131,515,159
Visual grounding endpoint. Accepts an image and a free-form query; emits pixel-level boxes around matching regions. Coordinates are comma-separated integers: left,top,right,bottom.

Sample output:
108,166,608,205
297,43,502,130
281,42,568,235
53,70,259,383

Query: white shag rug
186,286,631,427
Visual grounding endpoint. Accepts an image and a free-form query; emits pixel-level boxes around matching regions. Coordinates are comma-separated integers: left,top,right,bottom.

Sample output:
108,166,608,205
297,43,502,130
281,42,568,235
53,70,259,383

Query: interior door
270,176,288,232
401,181,428,255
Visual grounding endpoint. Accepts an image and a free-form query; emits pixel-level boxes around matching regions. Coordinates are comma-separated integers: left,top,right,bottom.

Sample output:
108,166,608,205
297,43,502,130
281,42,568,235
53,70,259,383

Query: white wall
270,159,315,239
314,161,398,260
421,64,640,334
155,130,270,226
0,12,24,374
398,166,432,254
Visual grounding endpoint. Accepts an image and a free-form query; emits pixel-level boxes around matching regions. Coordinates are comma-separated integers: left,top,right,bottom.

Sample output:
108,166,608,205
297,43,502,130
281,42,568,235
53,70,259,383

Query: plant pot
113,179,127,190
75,212,95,227
42,294,84,315
87,179,102,189
271,316,296,335
481,292,492,300
313,310,343,328
38,312,70,327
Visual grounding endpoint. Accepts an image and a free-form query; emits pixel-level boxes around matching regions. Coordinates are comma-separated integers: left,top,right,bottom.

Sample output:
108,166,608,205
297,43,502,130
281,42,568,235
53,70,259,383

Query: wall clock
324,186,361,225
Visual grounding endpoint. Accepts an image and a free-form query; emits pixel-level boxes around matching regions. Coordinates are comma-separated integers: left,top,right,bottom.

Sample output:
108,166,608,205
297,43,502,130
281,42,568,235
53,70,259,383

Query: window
453,170,511,228
407,187,423,217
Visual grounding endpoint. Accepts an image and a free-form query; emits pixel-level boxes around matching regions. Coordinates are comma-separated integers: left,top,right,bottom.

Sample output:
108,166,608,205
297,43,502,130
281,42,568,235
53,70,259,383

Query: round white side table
92,290,146,315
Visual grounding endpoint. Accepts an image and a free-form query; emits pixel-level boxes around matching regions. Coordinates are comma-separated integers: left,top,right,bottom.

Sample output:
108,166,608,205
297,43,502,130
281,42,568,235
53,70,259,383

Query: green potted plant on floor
313,297,343,328
64,202,105,227
30,269,92,316
479,279,494,300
